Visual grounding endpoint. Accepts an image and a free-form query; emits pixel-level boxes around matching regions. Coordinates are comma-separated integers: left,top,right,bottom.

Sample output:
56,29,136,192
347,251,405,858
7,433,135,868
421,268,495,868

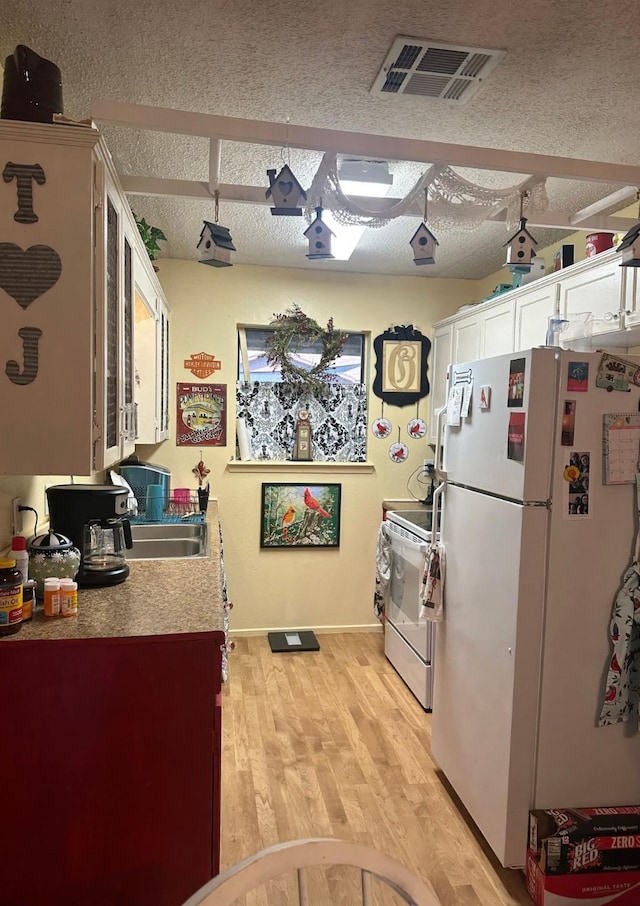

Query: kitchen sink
126,522,208,560
129,523,206,541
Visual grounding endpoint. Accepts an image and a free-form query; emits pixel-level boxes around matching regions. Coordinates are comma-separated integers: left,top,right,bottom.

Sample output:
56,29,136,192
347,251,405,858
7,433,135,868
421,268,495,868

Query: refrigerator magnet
479,385,491,410
508,358,526,407
461,380,473,418
567,361,589,392
507,412,526,461
561,400,576,446
563,451,591,519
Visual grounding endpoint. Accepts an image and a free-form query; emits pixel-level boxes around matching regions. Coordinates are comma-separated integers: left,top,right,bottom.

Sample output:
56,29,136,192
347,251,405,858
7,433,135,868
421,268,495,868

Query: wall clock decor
372,324,431,407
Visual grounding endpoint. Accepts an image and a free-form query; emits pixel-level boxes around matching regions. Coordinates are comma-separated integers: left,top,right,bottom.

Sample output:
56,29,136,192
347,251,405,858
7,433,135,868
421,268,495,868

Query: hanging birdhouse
265,164,307,216
197,221,236,268
410,222,439,265
617,223,640,267
504,216,538,269
304,206,335,260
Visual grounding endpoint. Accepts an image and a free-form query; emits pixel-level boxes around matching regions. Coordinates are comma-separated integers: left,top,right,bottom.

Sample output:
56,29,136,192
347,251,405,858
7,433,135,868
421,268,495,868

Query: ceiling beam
119,174,633,231
569,186,638,224
488,208,634,232
93,99,640,186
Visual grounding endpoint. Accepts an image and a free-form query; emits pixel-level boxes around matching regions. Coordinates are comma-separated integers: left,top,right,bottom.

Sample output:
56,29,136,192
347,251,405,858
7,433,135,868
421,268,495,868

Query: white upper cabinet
559,250,623,334
452,314,481,365
514,282,558,351
480,297,515,358
134,249,170,445
428,323,453,444
0,120,169,475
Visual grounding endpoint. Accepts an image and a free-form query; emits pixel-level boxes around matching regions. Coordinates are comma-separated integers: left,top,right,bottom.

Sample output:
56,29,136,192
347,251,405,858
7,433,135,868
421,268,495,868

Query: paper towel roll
236,417,252,461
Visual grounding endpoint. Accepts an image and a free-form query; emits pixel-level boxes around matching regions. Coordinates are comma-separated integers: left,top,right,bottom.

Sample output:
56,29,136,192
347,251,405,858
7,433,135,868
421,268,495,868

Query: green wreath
265,304,346,395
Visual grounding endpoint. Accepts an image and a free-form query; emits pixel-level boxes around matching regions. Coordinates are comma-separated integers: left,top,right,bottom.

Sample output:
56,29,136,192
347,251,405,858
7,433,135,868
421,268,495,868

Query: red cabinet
1,630,224,906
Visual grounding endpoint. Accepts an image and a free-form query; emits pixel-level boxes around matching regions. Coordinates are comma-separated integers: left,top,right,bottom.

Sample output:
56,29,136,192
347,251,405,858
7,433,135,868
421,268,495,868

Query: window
238,327,365,384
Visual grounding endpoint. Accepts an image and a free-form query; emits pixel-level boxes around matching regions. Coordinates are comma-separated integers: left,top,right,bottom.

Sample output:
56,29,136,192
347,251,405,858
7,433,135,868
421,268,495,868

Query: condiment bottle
43,577,61,617
0,558,23,636
60,579,78,617
10,535,28,584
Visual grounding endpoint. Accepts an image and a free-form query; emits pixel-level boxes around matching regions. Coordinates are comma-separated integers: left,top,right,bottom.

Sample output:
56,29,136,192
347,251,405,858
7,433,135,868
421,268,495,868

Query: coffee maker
46,485,133,587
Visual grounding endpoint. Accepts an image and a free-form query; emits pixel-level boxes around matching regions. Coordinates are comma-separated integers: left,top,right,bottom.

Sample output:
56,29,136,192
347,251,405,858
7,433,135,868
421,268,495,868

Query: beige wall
135,260,470,632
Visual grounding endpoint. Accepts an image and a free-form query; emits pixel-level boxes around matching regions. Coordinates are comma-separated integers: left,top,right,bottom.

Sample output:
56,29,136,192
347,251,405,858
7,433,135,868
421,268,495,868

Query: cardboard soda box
529,808,640,875
526,848,640,906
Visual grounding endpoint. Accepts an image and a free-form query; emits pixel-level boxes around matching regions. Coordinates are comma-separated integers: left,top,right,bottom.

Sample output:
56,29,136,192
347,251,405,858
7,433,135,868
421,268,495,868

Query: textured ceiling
1,0,638,279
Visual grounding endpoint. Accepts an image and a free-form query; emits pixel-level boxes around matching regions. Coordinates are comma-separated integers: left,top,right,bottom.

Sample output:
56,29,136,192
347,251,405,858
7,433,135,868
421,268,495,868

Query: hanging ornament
407,402,427,438
504,191,537,276
409,190,439,265
372,416,392,439
371,402,392,438
197,191,235,267
389,427,409,463
304,204,335,260
265,151,307,218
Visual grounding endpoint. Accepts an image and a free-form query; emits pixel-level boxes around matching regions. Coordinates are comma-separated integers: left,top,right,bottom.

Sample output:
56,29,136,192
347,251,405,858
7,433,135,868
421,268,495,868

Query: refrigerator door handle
432,480,445,543
434,404,448,481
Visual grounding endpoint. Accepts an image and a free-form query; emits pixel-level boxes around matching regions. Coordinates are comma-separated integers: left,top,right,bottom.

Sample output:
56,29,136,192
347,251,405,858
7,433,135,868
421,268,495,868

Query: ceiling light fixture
325,160,394,260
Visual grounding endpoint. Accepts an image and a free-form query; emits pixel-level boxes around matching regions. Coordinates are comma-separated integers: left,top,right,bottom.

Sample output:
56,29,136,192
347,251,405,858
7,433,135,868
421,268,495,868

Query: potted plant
134,213,167,268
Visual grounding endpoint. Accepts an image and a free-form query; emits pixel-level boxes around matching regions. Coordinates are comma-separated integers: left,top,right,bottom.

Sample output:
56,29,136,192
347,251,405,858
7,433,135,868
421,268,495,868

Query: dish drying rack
127,489,206,524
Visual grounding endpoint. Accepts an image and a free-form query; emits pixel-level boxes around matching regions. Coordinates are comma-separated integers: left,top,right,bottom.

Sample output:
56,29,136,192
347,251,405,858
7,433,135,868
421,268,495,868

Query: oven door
386,523,430,661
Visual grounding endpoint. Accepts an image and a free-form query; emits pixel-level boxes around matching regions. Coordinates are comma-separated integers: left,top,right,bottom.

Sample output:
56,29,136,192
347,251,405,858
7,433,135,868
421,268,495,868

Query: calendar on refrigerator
603,413,640,484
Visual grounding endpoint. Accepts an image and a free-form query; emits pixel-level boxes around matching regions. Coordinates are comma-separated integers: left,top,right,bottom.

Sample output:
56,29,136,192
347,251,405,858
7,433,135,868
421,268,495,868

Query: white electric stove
384,508,435,710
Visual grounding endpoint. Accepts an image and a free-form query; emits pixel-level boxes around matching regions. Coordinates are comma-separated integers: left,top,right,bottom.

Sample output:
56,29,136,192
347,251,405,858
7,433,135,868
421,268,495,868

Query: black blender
46,485,133,587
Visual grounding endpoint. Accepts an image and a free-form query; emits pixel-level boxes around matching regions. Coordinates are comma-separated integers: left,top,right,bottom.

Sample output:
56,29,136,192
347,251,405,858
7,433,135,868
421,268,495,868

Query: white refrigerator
431,347,640,868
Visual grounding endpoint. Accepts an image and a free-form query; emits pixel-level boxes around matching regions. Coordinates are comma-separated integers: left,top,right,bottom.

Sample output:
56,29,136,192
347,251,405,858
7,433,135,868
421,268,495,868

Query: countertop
4,502,223,642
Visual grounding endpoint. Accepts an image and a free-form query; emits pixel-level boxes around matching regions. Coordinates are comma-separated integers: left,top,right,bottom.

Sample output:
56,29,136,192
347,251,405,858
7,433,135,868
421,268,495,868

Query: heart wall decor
0,242,62,309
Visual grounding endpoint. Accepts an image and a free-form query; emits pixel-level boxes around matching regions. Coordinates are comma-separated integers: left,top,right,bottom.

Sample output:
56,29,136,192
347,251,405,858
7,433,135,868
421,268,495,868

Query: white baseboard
230,623,383,638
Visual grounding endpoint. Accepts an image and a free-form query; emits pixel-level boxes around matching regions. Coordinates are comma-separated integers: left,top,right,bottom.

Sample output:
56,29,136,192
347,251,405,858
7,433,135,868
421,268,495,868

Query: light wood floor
220,632,531,905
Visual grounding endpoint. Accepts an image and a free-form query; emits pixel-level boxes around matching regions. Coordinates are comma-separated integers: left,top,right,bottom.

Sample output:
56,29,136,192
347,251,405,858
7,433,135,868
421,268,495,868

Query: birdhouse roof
265,164,307,200
409,222,439,246
200,221,236,251
504,217,537,246
304,212,336,238
617,222,640,251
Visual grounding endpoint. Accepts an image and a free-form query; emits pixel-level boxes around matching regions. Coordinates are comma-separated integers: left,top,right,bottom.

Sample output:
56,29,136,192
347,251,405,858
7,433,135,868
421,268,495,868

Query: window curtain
236,382,368,462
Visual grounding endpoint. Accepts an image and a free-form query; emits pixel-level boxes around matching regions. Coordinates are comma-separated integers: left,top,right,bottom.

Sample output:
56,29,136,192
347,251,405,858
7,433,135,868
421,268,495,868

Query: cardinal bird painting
261,482,342,548
303,487,330,518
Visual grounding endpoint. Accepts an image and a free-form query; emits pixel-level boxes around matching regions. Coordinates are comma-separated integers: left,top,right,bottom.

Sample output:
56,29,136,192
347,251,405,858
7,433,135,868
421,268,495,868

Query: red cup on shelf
173,488,190,504
585,232,614,257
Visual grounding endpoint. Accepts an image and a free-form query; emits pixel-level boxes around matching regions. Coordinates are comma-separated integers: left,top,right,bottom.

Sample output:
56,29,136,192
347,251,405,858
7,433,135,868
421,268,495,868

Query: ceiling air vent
371,37,505,105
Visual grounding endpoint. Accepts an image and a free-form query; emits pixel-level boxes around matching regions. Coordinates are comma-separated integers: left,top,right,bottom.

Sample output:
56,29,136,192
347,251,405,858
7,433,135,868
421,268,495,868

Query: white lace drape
304,152,548,234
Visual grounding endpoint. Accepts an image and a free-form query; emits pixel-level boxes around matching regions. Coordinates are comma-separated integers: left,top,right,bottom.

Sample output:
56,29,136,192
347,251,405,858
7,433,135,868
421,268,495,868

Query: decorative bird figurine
282,505,296,540
303,487,330,518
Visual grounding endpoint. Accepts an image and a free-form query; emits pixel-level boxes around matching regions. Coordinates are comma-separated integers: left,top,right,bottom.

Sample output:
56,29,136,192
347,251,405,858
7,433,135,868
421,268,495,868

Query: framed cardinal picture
260,483,341,549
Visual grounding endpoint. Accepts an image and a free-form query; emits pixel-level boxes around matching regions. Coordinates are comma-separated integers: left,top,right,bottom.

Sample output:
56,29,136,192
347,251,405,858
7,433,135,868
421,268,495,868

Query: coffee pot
46,484,133,587
82,518,132,579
